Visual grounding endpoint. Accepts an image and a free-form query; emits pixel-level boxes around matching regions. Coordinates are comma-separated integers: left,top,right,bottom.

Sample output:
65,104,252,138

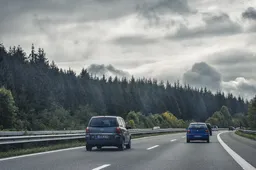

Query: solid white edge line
147,145,159,150
0,146,84,162
92,164,111,170
217,132,256,170
170,139,177,142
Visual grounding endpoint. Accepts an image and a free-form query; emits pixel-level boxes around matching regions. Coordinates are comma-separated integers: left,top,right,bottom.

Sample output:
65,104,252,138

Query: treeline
0,44,250,130
126,111,189,128
206,98,256,129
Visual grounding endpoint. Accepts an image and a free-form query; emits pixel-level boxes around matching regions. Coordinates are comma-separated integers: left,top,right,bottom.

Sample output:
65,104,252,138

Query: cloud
207,49,256,81
242,7,256,20
168,12,242,39
183,61,256,100
222,77,256,99
87,64,130,78
135,0,193,30
111,35,158,46
183,62,222,90
136,0,193,17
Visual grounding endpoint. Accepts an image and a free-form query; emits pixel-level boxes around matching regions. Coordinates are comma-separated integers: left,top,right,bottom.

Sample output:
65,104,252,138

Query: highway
0,131,255,170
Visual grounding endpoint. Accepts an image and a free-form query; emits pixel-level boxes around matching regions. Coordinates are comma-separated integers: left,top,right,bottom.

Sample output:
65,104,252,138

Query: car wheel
97,146,102,150
86,145,92,151
118,141,125,151
126,139,131,149
207,139,210,143
186,139,190,143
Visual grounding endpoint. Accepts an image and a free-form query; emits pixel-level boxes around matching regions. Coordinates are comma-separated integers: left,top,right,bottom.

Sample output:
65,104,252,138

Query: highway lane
0,133,185,170
0,131,255,170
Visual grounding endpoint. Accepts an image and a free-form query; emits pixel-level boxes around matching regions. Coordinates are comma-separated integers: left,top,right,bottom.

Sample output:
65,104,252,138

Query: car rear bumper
187,134,209,140
85,134,123,146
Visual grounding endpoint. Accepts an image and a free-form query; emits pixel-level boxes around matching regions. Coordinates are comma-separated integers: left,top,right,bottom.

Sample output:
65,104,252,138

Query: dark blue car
85,116,132,151
186,122,210,143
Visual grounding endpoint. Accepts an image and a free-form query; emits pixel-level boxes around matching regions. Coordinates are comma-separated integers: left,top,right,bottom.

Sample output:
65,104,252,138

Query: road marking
217,132,256,170
0,146,84,162
147,145,159,150
182,136,185,138
132,133,184,141
92,164,111,170
170,139,177,142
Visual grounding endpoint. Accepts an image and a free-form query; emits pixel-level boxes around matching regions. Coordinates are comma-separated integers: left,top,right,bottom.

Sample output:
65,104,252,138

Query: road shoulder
219,131,256,168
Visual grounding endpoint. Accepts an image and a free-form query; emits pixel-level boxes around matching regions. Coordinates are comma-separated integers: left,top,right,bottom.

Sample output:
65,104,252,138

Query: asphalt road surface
0,131,255,170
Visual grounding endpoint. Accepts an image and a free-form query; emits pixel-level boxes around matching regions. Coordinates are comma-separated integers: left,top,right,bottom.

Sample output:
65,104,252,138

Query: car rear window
189,124,207,129
89,117,118,127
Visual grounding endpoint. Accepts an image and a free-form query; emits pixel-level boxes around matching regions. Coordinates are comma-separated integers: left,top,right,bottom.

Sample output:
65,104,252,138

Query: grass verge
0,140,85,159
235,130,256,141
0,131,184,159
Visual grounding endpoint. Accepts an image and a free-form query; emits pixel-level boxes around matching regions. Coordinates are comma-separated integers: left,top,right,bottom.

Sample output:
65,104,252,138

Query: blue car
186,122,210,143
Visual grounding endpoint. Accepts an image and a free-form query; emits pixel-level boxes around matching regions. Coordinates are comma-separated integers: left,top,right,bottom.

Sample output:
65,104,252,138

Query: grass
0,140,85,158
235,130,256,141
0,131,184,159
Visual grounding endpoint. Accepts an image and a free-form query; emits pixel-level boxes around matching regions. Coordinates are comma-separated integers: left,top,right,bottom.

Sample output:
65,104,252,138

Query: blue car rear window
89,117,118,127
189,124,207,129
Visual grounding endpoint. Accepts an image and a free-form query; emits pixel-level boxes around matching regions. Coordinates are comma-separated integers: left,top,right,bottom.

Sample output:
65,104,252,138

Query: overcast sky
1,0,256,99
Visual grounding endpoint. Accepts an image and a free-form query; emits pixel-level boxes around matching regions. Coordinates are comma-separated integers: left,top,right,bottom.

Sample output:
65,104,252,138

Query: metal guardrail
0,128,186,145
238,129,256,135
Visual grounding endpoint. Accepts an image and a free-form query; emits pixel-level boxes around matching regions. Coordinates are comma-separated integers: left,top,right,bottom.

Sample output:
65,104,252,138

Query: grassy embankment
235,130,256,141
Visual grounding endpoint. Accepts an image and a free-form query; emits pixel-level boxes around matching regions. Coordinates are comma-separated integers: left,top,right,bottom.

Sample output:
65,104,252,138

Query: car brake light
116,127,121,134
205,129,208,133
86,127,90,133
187,129,190,133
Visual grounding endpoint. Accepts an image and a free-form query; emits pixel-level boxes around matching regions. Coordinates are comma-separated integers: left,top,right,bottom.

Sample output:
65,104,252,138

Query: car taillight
86,127,90,133
187,129,190,133
116,127,121,134
205,129,208,133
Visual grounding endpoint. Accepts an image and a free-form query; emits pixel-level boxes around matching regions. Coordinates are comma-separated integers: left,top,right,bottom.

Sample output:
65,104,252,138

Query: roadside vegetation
235,130,256,141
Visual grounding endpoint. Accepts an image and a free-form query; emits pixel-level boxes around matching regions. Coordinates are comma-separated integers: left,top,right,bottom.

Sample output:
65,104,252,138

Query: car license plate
194,135,201,137
97,135,109,139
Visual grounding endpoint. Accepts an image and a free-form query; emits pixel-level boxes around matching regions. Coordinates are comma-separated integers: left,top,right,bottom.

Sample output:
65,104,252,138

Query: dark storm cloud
136,0,193,29
207,49,256,81
183,62,222,90
167,12,242,39
111,35,158,46
136,0,193,17
87,64,130,78
242,7,256,20
208,50,256,65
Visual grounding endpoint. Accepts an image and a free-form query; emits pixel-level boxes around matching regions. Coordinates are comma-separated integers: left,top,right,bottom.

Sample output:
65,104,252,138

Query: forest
0,44,254,130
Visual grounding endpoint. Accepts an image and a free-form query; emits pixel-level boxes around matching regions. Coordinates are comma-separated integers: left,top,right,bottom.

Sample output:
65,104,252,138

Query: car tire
186,139,190,143
97,146,102,150
86,145,92,151
118,141,125,151
126,139,131,149
207,139,210,143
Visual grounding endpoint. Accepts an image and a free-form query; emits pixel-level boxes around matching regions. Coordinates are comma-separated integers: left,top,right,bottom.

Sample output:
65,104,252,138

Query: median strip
147,145,159,150
92,164,111,170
